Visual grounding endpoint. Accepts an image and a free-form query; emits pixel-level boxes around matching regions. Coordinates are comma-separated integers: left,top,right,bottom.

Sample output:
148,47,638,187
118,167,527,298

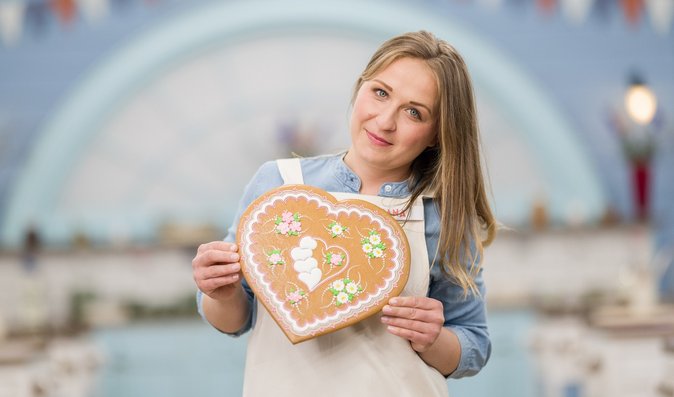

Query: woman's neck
343,150,411,195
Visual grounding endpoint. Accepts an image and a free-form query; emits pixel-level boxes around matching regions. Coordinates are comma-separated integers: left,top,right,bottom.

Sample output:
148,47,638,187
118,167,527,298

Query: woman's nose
375,104,396,132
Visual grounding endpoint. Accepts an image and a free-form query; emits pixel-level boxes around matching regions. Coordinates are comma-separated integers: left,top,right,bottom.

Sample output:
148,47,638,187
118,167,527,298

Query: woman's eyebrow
372,79,393,92
410,101,432,114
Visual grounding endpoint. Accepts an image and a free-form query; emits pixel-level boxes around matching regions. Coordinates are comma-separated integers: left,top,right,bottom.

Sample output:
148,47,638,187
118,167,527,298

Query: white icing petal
298,268,322,291
299,236,317,250
291,247,312,260
293,259,312,273
304,257,318,270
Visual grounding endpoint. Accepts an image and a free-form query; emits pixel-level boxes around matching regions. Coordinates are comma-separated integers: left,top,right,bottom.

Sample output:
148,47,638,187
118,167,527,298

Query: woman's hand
192,241,243,302
381,296,445,353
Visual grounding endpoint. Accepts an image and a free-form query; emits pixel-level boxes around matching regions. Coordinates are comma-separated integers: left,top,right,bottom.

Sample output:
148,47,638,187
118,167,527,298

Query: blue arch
1,0,605,245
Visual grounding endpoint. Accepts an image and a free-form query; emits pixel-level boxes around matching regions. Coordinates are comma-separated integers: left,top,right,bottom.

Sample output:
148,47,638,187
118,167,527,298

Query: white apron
241,158,448,397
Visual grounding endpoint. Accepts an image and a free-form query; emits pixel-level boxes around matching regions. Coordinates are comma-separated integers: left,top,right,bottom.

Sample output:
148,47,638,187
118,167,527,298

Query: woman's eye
374,88,388,98
409,108,421,120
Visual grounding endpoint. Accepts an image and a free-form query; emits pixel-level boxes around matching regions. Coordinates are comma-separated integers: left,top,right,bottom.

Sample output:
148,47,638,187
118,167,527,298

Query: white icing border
241,189,407,336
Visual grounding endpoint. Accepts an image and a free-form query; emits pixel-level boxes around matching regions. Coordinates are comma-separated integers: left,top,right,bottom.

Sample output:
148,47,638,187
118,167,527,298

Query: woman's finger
385,325,434,347
201,263,241,279
385,323,439,352
382,304,442,324
381,316,436,334
197,241,238,254
198,274,240,293
383,297,444,323
193,250,240,269
389,296,442,311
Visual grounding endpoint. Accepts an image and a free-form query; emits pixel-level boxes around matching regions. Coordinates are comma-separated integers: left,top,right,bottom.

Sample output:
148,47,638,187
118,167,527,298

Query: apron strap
276,158,304,185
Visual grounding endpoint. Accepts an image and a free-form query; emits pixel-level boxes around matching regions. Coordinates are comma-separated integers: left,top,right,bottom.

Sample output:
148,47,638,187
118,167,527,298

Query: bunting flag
0,0,671,48
506,0,528,8
49,0,77,27
25,1,50,37
478,0,504,11
561,0,595,24
76,0,109,24
537,0,557,15
592,0,614,21
0,0,25,46
621,0,645,26
110,0,133,11
646,0,674,34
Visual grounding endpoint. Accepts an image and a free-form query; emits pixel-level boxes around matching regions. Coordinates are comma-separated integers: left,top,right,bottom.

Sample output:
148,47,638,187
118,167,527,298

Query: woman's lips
366,131,392,146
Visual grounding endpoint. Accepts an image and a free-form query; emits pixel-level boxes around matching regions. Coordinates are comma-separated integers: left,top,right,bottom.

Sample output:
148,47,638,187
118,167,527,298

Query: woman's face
348,57,438,180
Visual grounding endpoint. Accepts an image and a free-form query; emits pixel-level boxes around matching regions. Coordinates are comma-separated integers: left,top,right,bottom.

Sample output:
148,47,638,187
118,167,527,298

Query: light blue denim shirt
197,153,491,379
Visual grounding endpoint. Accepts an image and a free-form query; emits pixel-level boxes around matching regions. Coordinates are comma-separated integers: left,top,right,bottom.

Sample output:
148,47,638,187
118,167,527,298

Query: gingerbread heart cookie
237,185,410,344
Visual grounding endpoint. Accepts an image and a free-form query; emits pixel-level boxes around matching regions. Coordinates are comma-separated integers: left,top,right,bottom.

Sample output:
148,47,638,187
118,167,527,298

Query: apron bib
241,158,447,397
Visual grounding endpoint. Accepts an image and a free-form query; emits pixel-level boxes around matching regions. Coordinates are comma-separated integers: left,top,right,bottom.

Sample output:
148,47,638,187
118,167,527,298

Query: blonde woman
193,30,496,396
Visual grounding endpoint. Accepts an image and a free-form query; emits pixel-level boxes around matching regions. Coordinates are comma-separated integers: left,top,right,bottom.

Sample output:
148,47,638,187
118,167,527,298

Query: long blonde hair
352,31,496,296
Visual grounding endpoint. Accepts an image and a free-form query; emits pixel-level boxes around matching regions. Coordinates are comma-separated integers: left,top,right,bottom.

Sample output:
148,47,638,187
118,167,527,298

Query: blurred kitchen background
0,0,673,396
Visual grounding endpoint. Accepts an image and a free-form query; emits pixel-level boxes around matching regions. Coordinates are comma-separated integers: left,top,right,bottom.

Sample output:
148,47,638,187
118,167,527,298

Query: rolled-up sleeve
196,281,255,337
424,198,491,378
196,160,284,336
428,266,491,378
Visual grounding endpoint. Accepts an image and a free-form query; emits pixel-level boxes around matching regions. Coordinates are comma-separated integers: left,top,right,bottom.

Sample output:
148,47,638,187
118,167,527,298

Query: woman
192,30,496,396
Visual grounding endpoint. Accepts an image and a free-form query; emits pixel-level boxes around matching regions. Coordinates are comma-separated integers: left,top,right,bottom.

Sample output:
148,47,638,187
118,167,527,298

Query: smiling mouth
366,131,392,146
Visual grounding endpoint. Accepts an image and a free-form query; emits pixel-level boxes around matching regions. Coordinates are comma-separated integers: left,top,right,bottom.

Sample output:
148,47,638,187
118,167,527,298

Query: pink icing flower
269,253,282,264
276,222,290,234
289,221,301,232
282,211,294,223
330,254,343,265
288,292,302,302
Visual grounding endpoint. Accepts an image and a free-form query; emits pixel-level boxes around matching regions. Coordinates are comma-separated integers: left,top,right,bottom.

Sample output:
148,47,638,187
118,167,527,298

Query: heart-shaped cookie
237,185,410,344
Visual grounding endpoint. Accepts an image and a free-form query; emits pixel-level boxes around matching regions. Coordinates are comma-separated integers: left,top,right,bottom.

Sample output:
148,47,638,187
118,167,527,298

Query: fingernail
390,298,399,305
382,305,391,313
230,253,239,261
232,274,239,280
381,316,389,323
231,244,238,251
232,263,240,271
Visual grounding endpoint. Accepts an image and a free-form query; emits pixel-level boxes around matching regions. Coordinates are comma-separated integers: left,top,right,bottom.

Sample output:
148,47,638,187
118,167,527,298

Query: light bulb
625,85,657,125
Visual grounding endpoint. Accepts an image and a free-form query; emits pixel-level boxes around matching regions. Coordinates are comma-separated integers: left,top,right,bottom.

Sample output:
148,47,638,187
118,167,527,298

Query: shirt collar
331,152,411,198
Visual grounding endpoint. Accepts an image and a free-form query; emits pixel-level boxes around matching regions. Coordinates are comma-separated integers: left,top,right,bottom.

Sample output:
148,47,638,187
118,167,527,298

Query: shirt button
384,185,392,193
